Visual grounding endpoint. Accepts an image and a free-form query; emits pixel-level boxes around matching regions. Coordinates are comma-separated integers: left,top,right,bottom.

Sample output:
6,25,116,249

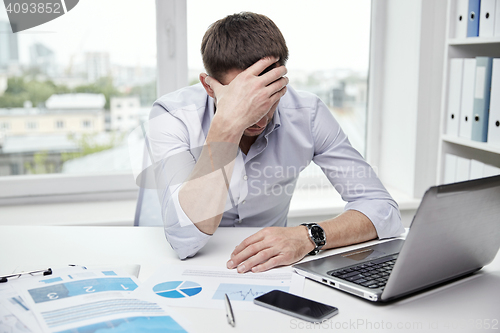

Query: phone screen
253,290,338,322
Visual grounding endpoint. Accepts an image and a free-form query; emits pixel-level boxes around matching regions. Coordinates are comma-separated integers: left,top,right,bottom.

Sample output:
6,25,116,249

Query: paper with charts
135,265,304,311
8,267,191,333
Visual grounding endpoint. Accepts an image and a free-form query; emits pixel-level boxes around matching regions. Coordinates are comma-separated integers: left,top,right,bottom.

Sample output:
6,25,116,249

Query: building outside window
82,120,92,128
25,121,38,130
0,1,157,176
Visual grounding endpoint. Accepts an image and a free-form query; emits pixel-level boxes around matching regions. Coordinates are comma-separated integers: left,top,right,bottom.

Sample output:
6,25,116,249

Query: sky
0,0,371,72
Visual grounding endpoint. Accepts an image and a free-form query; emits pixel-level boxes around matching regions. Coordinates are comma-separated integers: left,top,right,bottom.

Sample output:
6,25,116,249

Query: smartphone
253,290,338,322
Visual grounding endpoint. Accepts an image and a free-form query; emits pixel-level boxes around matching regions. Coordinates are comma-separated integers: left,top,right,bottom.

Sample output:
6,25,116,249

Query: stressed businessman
148,12,404,274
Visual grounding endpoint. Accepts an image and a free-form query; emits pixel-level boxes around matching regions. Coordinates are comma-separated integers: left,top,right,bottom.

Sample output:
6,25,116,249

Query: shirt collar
263,105,281,138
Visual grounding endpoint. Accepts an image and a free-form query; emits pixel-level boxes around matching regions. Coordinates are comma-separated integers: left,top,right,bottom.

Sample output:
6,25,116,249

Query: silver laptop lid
382,175,500,301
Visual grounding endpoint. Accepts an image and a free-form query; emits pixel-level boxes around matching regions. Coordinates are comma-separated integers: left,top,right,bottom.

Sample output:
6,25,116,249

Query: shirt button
242,200,246,205
243,175,248,181
239,219,243,223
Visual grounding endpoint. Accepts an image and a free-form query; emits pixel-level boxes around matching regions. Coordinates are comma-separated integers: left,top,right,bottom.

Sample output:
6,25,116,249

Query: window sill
0,186,420,227
0,200,137,226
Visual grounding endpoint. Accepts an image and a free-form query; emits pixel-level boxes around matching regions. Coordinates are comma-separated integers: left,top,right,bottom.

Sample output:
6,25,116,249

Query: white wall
379,0,421,195
368,0,446,198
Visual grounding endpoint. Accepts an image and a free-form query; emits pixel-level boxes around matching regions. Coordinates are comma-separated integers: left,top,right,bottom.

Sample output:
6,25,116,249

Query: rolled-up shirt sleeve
310,98,404,239
164,188,211,259
147,104,211,259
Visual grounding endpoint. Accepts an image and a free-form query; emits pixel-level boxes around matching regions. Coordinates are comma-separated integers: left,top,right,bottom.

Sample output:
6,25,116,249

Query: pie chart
153,281,202,298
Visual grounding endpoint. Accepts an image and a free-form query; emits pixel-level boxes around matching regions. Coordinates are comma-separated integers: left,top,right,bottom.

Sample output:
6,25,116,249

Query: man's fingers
261,65,287,86
227,231,266,268
231,232,265,257
268,86,287,108
247,57,280,76
203,74,223,93
237,248,278,273
228,240,269,269
265,76,289,97
251,255,283,273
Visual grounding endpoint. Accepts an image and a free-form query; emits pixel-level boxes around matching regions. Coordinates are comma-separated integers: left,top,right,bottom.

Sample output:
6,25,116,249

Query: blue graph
153,281,202,298
28,278,138,304
212,283,289,301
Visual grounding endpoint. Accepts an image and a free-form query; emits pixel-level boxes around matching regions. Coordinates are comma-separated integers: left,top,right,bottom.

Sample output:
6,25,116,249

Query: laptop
293,175,500,302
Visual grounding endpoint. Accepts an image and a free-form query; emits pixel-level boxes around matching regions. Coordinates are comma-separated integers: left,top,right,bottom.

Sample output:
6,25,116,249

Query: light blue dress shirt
148,84,404,259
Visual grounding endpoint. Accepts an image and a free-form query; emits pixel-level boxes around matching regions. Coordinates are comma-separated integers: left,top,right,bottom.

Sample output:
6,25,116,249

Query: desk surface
1,226,499,333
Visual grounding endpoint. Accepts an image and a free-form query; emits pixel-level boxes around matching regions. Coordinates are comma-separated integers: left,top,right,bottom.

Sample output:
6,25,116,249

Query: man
148,12,403,273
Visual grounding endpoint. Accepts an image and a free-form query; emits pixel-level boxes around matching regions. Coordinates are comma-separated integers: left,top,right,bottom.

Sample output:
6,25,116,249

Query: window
0,0,373,204
0,0,156,177
0,122,10,129
25,121,38,130
187,0,371,190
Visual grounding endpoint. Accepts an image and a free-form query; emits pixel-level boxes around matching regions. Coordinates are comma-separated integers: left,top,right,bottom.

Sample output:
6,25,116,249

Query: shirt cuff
345,199,405,239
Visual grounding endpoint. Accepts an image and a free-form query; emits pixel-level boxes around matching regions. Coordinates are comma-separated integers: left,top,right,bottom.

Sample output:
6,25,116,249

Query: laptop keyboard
327,255,398,290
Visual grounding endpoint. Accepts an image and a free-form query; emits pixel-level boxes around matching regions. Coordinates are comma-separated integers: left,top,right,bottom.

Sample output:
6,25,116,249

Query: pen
0,268,52,283
225,293,235,327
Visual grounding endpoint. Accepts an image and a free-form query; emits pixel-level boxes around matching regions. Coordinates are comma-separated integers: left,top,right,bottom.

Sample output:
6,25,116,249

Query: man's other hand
227,226,315,273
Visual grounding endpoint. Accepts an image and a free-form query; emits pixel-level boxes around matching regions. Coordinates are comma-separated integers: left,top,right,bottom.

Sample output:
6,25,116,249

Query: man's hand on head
201,57,288,134
226,226,315,273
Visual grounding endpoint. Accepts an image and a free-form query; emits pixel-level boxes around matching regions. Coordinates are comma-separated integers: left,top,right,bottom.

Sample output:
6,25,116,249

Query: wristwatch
301,223,326,255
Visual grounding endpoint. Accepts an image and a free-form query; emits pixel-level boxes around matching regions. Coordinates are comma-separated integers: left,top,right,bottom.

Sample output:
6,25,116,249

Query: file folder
495,0,500,36
483,164,500,176
446,59,464,136
479,0,496,36
456,156,472,182
488,58,500,146
460,58,477,139
455,0,470,38
444,154,458,184
470,160,485,179
471,57,493,142
467,0,481,37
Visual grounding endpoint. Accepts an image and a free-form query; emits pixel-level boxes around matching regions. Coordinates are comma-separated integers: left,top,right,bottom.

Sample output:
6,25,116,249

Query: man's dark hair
201,12,289,81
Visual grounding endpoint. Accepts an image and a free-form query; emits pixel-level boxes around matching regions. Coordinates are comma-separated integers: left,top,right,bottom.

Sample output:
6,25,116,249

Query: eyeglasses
0,268,52,283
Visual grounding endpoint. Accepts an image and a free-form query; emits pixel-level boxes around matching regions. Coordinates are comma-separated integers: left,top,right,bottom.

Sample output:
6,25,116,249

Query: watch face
310,225,325,244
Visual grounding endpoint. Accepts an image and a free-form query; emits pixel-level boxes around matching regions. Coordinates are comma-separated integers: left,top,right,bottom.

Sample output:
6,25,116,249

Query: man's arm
178,57,288,235
227,94,402,272
227,211,376,273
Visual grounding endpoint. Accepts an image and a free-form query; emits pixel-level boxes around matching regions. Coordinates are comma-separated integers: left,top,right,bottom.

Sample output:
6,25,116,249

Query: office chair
133,124,164,227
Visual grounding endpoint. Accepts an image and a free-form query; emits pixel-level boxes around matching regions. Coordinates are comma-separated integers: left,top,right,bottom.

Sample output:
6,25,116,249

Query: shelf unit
437,0,500,184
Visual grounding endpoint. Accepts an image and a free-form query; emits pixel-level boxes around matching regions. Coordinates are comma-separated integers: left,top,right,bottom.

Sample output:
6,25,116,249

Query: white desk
1,226,499,333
